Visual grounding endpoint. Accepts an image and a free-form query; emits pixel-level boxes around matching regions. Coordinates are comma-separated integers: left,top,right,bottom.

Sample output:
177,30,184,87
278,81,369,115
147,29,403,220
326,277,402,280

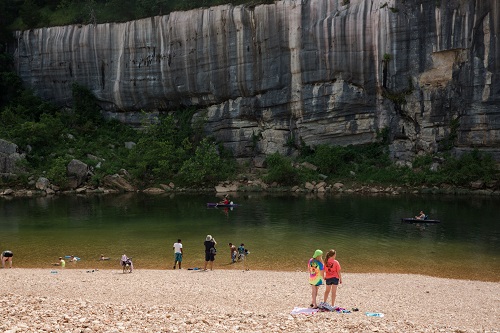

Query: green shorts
174,253,182,262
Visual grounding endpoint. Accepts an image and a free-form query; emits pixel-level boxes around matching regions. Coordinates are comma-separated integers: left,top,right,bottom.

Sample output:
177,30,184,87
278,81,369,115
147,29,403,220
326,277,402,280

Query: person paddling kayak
219,194,230,205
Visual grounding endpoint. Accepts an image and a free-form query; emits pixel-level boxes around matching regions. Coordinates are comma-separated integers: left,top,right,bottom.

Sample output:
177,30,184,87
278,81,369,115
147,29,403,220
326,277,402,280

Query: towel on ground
290,307,319,315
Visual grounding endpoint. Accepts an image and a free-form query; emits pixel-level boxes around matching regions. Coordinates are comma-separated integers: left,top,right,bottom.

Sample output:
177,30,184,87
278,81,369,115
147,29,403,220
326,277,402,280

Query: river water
0,193,498,281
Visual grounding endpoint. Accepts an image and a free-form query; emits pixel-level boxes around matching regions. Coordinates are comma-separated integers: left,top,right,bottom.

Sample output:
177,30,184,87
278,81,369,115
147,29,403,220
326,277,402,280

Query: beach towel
290,307,319,315
334,307,351,313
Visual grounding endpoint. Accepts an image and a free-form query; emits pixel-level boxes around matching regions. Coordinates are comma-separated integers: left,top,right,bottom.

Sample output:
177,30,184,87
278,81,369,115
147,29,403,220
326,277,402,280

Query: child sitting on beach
308,249,324,308
52,257,66,268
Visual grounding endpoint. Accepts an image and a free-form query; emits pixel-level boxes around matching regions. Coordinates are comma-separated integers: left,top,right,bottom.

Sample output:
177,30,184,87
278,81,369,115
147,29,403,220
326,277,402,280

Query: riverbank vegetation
0,55,235,188
0,8,498,192
0,52,498,191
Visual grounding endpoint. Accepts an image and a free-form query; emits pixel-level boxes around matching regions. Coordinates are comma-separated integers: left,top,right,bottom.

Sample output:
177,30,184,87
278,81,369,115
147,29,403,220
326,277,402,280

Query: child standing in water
308,249,324,308
323,249,342,307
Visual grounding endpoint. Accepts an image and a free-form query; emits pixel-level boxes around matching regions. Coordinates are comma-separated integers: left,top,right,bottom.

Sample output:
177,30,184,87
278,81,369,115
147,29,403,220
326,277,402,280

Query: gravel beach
0,268,498,333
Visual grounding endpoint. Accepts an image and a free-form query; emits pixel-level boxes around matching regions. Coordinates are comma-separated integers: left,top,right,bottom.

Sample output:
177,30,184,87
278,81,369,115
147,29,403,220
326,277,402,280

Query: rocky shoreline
2,138,499,198
0,269,498,333
2,177,500,198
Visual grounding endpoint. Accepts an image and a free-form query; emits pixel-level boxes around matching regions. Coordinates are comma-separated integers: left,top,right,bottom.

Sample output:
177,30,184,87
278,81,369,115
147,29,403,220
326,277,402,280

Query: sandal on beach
320,302,335,311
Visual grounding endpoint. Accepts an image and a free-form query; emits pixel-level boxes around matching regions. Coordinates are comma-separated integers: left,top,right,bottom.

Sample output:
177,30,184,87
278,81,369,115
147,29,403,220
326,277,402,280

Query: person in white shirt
173,239,183,269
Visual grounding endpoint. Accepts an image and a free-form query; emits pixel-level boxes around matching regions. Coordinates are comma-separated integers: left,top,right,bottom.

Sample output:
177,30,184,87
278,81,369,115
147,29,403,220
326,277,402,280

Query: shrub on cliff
128,114,192,181
302,142,392,180
46,156,70,187
441,151,496,185
263,153,302,186
177,138,234,186
71,83,104,127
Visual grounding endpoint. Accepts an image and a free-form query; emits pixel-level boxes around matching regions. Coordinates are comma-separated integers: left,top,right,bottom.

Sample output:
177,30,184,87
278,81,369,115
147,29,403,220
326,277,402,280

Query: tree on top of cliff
20,0,43,29
4,0,276,31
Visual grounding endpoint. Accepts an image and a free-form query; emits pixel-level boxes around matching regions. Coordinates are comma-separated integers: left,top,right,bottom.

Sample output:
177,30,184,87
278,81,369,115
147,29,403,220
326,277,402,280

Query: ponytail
325,249,336,263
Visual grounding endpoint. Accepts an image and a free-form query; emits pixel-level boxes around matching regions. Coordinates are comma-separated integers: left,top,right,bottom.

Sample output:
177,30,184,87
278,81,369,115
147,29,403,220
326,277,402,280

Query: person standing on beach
323,249,342,307
237,243,246,261
203,235,217,271
228,243,237,263
308,249,324,308
1,250,13,268
173,239,183,269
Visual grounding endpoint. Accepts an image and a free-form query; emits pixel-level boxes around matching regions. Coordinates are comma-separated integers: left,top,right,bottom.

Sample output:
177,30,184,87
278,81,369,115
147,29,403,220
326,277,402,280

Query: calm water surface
0,193,498,281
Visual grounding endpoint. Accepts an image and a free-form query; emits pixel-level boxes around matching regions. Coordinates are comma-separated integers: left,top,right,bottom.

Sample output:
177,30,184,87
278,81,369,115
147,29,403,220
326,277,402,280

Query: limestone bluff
12,0,500,163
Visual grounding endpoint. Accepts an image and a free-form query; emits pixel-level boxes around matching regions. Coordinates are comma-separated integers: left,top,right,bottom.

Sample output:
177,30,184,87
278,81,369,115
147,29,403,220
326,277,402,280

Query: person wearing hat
308,249,325,308
203,235,217,271
52,257,65,268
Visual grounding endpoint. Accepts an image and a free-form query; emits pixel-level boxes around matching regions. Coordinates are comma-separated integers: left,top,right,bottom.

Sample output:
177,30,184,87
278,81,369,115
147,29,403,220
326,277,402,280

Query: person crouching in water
1,250,13,268
308,249,324,308
323,249,342,307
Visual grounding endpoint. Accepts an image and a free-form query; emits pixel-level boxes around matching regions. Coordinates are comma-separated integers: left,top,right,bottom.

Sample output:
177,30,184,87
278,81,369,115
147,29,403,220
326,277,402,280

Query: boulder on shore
0,139,24,175
67,159,89,188
35,177,50,191
102,174,135,192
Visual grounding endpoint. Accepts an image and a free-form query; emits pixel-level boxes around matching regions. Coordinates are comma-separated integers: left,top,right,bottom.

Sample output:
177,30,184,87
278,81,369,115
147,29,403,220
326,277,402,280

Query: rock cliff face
13,0,500,162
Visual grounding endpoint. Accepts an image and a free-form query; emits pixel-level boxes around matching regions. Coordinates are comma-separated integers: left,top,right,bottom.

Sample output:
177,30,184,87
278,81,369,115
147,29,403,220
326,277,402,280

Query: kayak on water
207,203,239,208
401,218,440,223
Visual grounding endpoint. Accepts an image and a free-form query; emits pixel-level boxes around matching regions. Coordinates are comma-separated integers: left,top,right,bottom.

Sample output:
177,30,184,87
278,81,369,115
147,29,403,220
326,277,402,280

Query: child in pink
323,249,342,307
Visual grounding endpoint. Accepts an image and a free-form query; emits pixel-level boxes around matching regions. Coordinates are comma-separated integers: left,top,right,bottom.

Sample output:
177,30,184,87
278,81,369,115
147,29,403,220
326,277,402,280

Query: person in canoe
219,194,230,205
415,211,426,220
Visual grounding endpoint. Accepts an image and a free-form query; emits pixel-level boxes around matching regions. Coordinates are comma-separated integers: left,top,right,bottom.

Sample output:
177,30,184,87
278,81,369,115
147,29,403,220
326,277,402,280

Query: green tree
0,72,23,109
47,156,70,187
178,138,229,186
71,83,103,126
12,113,65,154
20,0,42,28
136,0,173,17
0,0,18,45
128,114,191,181
264,153,301,185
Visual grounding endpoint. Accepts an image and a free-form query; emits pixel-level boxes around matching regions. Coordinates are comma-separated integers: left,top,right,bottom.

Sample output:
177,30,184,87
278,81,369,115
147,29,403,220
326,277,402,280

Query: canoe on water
207,203,240,208
402,218,441,224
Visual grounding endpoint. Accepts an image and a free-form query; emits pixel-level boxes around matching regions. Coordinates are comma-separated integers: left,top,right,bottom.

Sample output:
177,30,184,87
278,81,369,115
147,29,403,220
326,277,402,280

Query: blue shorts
174,253,182,262
326,277,339,285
